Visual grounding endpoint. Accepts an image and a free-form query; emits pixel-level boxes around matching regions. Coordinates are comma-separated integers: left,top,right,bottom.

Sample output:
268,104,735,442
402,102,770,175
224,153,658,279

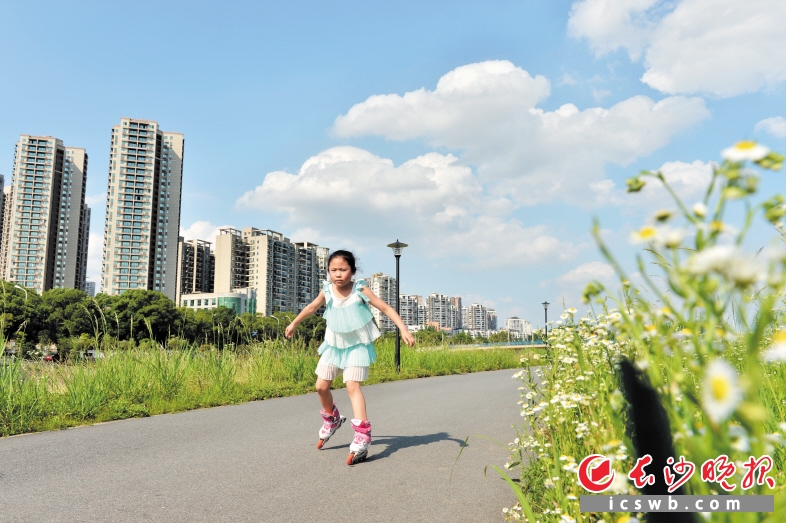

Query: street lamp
542,301,550,343
387,239,408,373
14,285,28,302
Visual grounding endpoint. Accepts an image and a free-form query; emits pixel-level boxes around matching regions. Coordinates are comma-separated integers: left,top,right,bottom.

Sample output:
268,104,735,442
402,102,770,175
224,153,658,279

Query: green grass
0,337,532,437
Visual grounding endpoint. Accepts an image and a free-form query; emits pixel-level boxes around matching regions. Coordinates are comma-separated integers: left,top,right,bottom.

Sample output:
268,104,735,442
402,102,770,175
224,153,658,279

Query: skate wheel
347,453,355,465
317,439,325,450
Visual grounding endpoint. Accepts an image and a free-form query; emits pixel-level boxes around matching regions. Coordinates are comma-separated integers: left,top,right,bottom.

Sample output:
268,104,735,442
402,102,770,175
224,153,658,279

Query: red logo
578,454,615,492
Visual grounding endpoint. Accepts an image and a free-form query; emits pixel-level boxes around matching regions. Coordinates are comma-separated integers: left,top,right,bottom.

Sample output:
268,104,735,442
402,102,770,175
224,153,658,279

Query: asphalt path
0,369,522,522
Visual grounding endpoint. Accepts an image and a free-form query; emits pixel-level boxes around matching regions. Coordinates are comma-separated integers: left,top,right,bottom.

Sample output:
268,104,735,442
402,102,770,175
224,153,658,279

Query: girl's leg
345,380,368,421
315,377,335,412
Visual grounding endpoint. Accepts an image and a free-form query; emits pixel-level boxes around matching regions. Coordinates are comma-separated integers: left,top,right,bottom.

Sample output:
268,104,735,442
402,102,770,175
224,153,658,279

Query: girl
285,250,415,465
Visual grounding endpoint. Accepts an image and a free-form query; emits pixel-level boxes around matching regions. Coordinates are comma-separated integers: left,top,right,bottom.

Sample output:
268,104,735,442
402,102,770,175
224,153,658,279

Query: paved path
0,370,522,522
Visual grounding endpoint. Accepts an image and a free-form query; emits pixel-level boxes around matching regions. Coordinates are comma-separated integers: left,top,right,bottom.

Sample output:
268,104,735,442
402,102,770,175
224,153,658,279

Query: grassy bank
1,338,533,437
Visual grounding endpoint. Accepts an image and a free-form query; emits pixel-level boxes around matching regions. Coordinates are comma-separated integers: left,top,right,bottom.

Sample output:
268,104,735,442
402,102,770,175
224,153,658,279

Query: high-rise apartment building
367,272,397,332
85,281,96,297
466,303,488,330
316,246,330,283
0,185,12,278
504,317,531,339
0,175,4,242
486,309,497,330
426,292,451,329
449,296,463,329
417,304,427,326
399,294,420,327
101,118,183,300
76,203,90,291
176,237,215,302
3,136,90,293
214,227,321,315
293,241,322,312
245,228,296,315
214,228,248,292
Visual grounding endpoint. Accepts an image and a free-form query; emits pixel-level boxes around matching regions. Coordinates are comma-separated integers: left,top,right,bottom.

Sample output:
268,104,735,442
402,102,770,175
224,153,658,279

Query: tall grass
0,337,527,437
502,142,786,522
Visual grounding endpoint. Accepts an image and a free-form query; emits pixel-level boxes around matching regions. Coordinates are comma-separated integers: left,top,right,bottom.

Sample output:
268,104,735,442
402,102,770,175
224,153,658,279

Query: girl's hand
401,330,415,347
285,323,296,339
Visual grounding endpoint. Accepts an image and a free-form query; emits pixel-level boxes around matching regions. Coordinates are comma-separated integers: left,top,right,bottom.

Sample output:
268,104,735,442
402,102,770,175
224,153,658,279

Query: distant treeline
0,282,514,358
0,283,325,357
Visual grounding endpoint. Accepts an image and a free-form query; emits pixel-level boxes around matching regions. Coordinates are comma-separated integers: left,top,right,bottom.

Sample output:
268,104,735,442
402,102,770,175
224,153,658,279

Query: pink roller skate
317,405,346,449
347,419,371,465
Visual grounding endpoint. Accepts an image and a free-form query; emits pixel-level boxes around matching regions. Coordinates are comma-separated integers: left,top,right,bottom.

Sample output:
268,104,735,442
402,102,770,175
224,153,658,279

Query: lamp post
542,301,550,343
14,285,28,302
387,239,408,373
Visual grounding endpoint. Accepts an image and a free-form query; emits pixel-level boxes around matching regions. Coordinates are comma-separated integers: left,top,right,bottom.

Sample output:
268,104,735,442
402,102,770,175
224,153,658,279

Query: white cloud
542,261,617,289
539,261,619,312
756,117,786,139
568,0,659,60
638,160,714,208
179,221,234,244
85,193,105,208
334,60,708,207
569,0,786,97
86,232,103,291
236,146,577,270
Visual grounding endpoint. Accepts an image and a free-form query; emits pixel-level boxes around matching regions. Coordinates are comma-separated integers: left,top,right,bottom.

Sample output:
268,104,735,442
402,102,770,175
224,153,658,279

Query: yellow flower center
735,140,757,150
711,375,730,401
773,330,786,344
639,226,656,239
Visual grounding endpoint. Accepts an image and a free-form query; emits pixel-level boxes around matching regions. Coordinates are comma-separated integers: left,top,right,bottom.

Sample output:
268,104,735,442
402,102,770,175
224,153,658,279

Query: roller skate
317,405,346,449
347,419,371,465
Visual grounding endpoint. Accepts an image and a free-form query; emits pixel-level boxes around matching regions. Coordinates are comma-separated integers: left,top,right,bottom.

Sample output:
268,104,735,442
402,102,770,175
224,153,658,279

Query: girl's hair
328,250,357,274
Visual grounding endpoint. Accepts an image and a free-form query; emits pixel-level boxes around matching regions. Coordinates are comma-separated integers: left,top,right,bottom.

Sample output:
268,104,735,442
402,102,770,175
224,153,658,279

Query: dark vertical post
544,309,548,341
395,254,401,373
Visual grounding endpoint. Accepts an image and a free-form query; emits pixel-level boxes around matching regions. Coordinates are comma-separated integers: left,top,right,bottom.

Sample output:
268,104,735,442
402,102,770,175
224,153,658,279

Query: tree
0,281,44,347
105,290,181,342
39,288,93,342
488,331,510,343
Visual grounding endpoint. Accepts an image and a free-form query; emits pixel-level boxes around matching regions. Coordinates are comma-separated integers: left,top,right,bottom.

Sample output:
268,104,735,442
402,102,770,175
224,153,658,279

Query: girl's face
329,257,354,286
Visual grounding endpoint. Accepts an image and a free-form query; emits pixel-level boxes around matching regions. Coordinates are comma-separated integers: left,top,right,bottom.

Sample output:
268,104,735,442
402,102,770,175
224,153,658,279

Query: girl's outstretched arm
360,287,416,346
285,291,326,339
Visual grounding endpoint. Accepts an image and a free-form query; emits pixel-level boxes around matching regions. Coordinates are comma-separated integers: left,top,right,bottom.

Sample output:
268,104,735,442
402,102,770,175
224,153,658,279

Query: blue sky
1,0,785,325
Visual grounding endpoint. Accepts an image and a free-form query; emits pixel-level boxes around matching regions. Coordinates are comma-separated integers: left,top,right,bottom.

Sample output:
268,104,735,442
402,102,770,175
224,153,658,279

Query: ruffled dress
317,279,380,369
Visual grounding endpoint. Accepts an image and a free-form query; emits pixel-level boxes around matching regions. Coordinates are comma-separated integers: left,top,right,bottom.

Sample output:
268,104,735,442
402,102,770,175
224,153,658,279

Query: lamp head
542,301,550,310
387,239,408,256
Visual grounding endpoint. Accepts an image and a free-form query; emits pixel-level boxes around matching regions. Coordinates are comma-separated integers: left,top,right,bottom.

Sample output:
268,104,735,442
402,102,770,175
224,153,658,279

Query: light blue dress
317,279,380,368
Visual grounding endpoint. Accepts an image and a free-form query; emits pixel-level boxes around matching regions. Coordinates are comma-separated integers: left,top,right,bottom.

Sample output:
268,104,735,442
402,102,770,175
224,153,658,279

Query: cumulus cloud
85,193,105,208
179,221,234,244
756,117,786,139
568,0,786,97
539,261,618,312
568,0,659,60
236,146,577,269
541,261,617,289
639,160,714,207
334,60,708,206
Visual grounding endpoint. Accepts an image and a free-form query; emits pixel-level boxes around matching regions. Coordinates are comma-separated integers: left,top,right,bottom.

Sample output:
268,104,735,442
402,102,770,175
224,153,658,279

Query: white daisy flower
702,359,743,423
693,202,708,218
630,225,657,244
722,141,770,162
762,329,786,362
684,245,735,274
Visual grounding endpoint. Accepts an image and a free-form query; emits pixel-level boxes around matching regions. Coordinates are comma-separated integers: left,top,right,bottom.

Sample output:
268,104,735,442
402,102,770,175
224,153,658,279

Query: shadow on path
323,432,468,462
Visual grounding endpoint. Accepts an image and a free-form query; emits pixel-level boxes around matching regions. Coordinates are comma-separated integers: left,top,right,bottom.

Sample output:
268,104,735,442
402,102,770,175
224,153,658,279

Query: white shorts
315,362,369,382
